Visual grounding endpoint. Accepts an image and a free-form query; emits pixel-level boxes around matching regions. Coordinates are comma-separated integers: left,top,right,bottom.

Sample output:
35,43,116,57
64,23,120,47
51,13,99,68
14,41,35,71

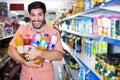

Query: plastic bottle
47,32,57,50
45,32,58,63
31,32,40,48
31,32,43,64
15,34,24,57
38,33,50,63
24,34,31,52
38,33,49,50
76,37,82,52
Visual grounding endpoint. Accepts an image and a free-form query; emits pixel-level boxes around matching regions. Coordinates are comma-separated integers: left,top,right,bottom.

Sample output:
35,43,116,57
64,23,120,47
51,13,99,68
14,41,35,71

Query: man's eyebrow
39,12,44,13
30,12,44,14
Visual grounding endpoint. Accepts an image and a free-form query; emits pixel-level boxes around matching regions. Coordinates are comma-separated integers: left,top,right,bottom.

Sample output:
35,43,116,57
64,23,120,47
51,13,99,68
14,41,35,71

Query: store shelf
60,28,101,41
0,56,11,69
60,28,120,46
0,34,14,41
62,41,102,80
60,0,120,22
64,64,74,80
102,37,120,46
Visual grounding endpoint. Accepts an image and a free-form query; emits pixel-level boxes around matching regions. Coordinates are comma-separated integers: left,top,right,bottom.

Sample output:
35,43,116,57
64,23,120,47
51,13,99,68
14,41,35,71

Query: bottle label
17,46,24,54
39,40,48,49
47,42,55,50
31,39,38,47
24,45,29,52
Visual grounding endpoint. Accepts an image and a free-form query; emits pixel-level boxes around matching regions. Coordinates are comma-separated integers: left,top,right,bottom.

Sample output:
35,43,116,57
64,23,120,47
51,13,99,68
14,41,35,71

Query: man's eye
38,14,42,16
30,14,35,16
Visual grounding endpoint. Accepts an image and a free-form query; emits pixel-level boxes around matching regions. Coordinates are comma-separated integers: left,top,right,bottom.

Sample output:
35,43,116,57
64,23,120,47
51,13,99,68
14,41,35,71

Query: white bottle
45,32,58,63
49,32,58,50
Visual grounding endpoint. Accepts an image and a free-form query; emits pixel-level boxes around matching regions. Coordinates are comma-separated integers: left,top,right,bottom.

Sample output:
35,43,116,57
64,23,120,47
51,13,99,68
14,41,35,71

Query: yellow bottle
15,34,24,57
37,33,49,63
38,33,49,50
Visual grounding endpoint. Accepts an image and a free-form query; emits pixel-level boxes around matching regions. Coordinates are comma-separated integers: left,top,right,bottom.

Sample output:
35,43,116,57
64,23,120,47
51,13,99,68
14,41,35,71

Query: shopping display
59,0,120,80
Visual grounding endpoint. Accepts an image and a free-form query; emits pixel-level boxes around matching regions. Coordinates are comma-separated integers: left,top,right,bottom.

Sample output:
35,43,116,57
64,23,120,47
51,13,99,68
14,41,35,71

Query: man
7,1,63,80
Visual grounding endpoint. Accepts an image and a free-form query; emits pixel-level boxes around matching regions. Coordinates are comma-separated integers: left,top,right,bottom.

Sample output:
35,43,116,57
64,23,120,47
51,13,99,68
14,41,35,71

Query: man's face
29,8,45,29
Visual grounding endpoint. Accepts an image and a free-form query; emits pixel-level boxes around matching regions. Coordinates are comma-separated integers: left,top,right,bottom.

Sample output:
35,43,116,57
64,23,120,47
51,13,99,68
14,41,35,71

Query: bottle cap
25,33,30,36
44,33,49,37
53,32,57,35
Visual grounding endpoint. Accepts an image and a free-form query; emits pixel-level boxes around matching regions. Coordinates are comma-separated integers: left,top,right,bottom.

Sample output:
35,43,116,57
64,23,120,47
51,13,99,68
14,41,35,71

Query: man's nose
35,16,39,20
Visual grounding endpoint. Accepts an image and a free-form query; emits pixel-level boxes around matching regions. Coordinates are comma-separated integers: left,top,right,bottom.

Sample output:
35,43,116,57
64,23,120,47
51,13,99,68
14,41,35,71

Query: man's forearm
7,46,26,65
40,50,63,61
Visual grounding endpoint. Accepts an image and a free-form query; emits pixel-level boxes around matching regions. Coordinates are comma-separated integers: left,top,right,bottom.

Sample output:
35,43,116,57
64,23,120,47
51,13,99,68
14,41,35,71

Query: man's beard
32,20,45,29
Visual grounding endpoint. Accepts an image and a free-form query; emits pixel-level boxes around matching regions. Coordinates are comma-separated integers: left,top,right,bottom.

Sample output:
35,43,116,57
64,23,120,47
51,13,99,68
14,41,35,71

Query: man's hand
24,59,43,68
24,45,41,61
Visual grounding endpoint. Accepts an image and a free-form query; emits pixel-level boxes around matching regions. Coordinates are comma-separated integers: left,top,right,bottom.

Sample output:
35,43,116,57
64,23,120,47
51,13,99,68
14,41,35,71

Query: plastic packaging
31,32,43,64
24,34,31,52
15,34,24,57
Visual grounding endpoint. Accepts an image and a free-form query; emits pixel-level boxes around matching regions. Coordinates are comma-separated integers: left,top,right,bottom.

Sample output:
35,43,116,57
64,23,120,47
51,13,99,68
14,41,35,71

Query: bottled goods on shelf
0,2,8,17
0,48,8,64
0,59,21,80
59,0,120,80
95,53,120,80
64,50,80,70
60,15,120,39
64,0,112,16
61,31,108,56
75,37,82,53
78,68,86,80
0,22,6,38
69,57,80,70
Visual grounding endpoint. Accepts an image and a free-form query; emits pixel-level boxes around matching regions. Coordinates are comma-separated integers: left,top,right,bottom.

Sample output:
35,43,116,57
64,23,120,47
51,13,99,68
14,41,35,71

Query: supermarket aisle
0,59,21,80
53,61,66,80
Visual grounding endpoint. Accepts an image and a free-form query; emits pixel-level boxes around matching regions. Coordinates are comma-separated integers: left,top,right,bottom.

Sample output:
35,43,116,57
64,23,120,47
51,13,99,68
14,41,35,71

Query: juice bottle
38,33,49,63
31,32,39,47
31,32,43,64
24,34,31,52
15,34,24,57
38,33,49,50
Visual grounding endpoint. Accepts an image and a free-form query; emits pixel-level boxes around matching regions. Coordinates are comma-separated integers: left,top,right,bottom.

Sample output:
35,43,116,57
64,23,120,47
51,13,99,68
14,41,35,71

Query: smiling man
7,1,63,80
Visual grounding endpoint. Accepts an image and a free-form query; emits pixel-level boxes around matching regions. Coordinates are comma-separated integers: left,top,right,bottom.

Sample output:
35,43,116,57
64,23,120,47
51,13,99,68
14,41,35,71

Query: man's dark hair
28,1,46,14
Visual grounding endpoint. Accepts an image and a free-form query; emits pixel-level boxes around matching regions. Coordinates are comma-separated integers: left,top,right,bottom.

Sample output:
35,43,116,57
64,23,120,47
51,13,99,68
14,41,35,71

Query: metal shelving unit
60,28,120,46
0,56,11,69
64,64,74,80
0,35,14,70
59,0,120,46
0,34,14,41
59,1,120,79
62,41,101,80
60,0,120,22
